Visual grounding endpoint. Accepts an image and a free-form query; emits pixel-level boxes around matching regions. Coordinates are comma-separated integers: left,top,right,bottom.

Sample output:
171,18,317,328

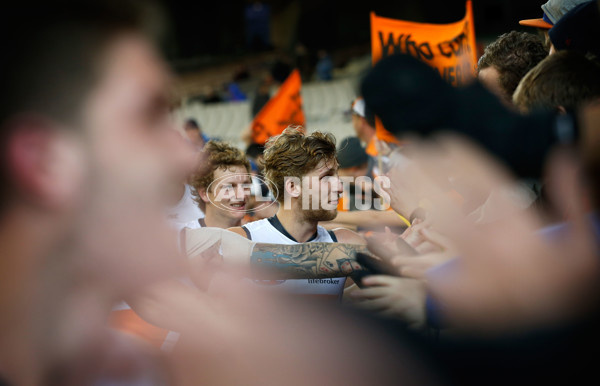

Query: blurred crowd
1,0,600,385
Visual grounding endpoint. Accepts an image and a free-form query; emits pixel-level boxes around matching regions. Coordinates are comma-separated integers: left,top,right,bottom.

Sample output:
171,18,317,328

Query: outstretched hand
348,275,427,330
405,135,600,333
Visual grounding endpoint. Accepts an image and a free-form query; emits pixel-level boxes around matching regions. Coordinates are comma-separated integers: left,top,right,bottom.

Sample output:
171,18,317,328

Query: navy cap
549,1,600,57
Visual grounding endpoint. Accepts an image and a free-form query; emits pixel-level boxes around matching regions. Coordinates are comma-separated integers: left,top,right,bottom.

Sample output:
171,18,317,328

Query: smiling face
202,165,252,223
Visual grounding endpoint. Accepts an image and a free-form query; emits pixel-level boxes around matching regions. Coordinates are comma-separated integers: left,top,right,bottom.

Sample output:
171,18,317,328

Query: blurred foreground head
360,54,458,137
360,53,587,179
0,0,197,383
360,52,600,338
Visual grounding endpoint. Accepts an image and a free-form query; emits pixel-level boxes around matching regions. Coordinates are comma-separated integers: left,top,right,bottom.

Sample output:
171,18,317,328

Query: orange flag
251,69,306,145
369,1,477,144
370,0,477,86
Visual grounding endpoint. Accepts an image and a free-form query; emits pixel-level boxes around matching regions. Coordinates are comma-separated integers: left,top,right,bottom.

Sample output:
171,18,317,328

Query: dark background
159,0,546,66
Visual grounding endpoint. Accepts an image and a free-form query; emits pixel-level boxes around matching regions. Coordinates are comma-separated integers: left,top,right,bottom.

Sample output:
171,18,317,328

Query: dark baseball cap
549,0,600,57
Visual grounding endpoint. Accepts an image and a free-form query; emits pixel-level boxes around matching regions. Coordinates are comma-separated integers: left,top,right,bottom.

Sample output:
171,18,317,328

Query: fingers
366,229,399,244
365,231,405,262
349,286,389,300
398,266,429,280
400,223,428,250
360,275,399,287
418,228,452,251
411,218,424,226
389,251,455,279
394,236,420,256
390,256,432,274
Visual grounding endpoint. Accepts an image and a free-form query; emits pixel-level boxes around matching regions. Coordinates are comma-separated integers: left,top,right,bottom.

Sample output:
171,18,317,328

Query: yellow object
397,213,411,227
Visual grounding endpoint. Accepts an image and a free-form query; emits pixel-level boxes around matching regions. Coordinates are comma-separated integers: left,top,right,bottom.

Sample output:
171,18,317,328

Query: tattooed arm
250,242,369,279
184,227,370,280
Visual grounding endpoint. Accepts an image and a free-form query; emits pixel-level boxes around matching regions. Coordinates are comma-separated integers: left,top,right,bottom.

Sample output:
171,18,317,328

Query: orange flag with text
371,0,477,85
251,69,306,145
370,0,477,142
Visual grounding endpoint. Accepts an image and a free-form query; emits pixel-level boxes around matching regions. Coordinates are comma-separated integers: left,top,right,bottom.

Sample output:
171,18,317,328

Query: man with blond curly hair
229,127,365,301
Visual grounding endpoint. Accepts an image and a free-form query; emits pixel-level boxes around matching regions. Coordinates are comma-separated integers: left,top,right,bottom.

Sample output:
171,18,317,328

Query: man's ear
6,115,84,210
284,177,301,199
198,187,210,203
557,105,567,115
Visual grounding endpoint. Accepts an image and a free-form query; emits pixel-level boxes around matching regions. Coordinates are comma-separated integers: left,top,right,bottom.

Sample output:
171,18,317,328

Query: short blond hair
263,126,338,203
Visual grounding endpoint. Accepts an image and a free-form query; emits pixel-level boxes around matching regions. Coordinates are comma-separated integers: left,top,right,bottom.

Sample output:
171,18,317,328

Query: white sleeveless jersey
167,184,204,231
242,217,346,302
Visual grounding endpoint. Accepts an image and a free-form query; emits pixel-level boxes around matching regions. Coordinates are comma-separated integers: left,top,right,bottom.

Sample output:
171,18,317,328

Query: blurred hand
348,275,427,330
390,251,455,280
166,271,440,386
377,152,422,219
365,226,417,262
366,224,456,279
405,135,600,334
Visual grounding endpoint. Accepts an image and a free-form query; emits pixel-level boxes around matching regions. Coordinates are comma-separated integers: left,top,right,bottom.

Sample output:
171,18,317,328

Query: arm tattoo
250,242,372,279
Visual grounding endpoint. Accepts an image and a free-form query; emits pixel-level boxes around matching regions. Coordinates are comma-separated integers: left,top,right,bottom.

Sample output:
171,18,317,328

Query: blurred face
299,160,341,222
23,32,200,381
77,33,198,292
352,114,368,143
203,165,251,222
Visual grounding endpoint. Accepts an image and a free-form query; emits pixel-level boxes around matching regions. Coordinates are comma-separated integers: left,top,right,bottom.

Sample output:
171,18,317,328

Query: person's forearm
332,209,407,228
250,242,368,279
184,227,368,279
126,279,209,332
